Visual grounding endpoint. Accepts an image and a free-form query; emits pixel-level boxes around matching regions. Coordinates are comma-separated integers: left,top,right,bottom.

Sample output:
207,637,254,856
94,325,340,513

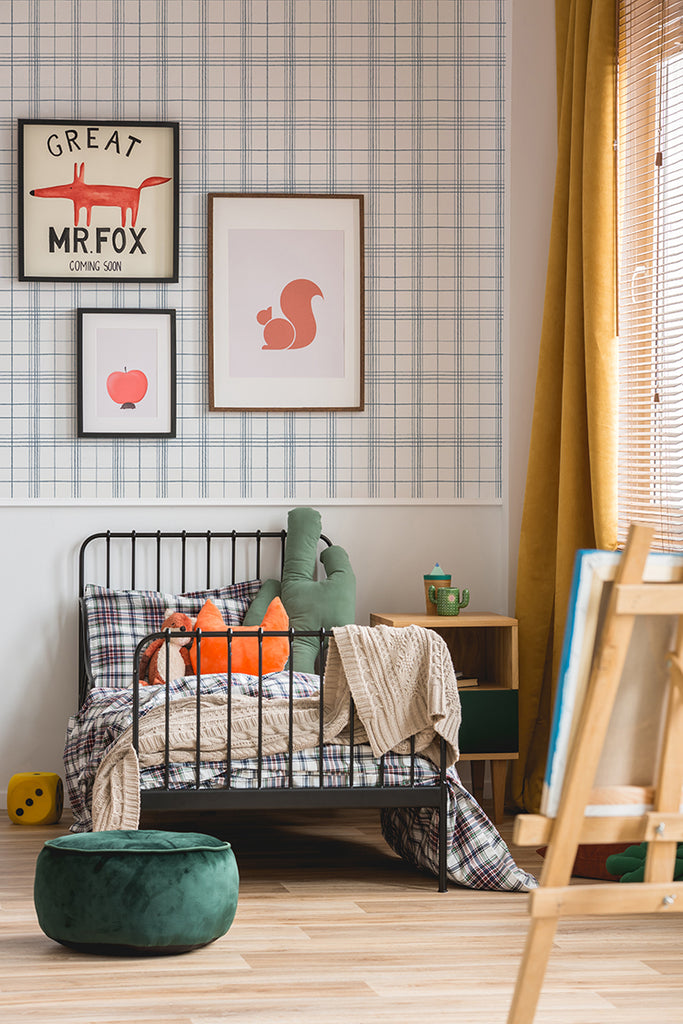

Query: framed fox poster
18,119,179,282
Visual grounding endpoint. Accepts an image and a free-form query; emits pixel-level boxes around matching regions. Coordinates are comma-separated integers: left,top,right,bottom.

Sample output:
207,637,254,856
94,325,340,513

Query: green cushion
244,508,356,673
34,830,239,955
458,689,519,755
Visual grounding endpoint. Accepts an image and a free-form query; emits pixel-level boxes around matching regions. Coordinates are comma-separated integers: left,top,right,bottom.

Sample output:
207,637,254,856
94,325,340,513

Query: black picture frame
19,119,179,282
77,308,176,438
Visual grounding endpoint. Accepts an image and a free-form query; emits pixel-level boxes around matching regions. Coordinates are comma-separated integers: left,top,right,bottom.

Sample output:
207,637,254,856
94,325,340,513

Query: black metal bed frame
78,529,449,891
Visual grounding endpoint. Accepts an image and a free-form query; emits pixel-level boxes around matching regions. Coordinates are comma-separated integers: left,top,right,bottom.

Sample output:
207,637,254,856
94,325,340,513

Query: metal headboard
78,528,331,705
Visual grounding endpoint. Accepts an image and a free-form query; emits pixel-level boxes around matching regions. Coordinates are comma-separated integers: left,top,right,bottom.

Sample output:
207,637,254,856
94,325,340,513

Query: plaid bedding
82,579,261,688
64,672,536,892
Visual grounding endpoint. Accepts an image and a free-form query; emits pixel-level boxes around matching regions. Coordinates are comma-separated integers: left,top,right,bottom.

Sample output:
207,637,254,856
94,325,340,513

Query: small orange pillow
189,597,290,676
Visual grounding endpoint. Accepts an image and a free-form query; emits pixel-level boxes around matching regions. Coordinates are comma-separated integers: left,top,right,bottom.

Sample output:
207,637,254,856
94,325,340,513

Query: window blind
617,0,683,549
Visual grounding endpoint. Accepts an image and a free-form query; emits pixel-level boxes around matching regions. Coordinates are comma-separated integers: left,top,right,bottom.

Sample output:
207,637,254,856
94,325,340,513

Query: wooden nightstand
369,612,519,824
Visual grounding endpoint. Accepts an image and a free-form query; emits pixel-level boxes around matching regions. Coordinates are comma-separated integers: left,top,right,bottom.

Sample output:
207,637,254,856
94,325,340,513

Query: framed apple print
77,308,176,438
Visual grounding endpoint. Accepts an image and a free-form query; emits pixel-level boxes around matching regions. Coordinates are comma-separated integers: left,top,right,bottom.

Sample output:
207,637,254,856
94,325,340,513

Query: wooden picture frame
19,119,179,282
208,192,364,412
77,309,176,438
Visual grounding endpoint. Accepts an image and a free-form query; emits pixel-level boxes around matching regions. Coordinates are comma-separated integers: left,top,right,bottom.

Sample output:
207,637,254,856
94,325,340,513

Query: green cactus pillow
243,507,356,673
606,842,683,883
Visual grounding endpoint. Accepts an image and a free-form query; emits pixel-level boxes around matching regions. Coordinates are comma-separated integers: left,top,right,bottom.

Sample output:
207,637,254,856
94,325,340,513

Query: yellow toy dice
8,772,63,825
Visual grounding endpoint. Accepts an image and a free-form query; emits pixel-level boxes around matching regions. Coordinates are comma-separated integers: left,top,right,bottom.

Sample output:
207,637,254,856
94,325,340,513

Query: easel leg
646,635,683,883
507,916,559,1024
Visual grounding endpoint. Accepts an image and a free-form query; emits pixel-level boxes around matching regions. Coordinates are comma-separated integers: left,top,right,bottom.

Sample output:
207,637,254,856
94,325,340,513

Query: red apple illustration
106,367,148,409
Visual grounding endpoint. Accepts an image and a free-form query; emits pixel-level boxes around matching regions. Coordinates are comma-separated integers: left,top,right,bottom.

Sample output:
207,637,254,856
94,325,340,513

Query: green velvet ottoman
34,830,239,955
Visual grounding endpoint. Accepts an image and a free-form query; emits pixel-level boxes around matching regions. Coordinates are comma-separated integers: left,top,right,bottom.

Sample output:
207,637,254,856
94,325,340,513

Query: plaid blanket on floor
64,672,536,892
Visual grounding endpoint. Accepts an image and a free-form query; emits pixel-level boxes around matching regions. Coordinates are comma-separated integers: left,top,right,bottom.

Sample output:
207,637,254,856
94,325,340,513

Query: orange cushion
189,597,289,676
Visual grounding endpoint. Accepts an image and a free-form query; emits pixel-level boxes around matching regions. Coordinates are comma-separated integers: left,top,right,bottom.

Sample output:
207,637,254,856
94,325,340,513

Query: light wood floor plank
1,809,682,1023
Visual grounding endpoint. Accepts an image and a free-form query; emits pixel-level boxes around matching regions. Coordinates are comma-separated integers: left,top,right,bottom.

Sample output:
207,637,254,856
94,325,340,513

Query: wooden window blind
617,0,683,549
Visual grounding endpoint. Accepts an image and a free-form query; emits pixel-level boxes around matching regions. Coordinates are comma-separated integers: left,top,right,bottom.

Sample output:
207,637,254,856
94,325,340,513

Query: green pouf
34,830,239,955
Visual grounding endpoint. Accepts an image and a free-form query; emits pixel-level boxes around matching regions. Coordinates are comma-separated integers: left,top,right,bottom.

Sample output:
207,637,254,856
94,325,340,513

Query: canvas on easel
542,545,683,818
507,524,683,1024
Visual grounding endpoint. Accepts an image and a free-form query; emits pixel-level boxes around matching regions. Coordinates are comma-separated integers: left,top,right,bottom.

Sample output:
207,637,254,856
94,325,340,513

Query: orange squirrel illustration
29,162,171,227
256,278,323,350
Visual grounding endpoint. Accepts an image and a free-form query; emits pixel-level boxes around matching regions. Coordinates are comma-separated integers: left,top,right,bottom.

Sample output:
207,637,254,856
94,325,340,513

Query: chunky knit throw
324,624,461,767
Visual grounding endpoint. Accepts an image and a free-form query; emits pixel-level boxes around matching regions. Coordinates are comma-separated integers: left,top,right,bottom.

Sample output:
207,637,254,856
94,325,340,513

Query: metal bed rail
130,625,449,892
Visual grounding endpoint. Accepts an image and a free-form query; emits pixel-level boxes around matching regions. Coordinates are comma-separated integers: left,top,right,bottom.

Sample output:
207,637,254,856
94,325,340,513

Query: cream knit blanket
91,624,461,831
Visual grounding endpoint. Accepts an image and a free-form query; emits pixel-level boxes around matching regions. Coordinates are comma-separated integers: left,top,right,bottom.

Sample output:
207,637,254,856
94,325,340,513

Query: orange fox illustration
29,163,171,227
256,279,323,350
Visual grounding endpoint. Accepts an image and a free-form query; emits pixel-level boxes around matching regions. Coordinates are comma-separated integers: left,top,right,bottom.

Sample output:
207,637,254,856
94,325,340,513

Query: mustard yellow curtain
512,0,618,813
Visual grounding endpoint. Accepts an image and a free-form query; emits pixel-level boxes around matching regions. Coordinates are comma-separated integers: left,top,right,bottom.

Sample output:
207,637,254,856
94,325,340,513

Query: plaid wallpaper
0,0,505,503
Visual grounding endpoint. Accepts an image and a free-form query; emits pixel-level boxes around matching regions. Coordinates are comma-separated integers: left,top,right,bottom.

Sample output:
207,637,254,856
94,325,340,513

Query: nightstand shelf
369,612,519,823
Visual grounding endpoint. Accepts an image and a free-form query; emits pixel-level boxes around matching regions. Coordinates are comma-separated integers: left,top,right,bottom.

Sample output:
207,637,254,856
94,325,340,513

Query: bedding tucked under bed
64,671,536,892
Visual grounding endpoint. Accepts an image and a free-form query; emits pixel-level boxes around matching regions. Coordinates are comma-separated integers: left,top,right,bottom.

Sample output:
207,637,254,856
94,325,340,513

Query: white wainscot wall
0,503,506,807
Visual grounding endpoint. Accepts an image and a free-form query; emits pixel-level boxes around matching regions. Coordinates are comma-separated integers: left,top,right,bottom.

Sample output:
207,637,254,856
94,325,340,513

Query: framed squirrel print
208,193,365,411
18,119,179,282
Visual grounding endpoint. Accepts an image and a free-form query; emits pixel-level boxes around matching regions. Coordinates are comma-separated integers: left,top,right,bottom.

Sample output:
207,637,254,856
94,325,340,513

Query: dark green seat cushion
34,830,239,955
244,507,356,673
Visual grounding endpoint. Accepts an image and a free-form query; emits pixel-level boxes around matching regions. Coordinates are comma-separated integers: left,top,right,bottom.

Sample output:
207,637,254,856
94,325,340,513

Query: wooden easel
507,524,683,1024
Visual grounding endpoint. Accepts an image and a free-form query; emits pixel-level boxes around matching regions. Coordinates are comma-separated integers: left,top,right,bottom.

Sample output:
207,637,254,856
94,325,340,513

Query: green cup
429,585,470,616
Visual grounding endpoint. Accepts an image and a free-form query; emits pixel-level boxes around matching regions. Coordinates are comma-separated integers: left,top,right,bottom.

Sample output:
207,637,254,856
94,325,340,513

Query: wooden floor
2,807,683,1024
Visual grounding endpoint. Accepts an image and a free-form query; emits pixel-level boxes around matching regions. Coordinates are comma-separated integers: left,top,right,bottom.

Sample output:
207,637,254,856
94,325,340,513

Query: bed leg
438,779,448,892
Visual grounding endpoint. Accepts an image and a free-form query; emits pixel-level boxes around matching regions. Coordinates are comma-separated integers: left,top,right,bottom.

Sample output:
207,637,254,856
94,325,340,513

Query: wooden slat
513,810,683,847
614,583,683,615
531,881,683,918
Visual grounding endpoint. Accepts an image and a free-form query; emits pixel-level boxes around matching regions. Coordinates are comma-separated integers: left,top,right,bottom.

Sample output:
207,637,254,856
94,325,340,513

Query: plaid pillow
82,580,261,688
